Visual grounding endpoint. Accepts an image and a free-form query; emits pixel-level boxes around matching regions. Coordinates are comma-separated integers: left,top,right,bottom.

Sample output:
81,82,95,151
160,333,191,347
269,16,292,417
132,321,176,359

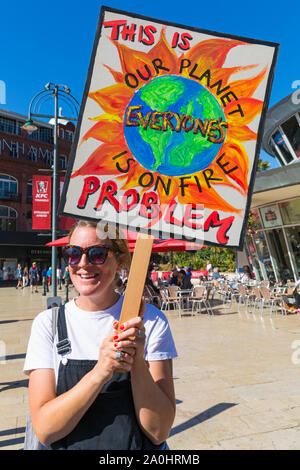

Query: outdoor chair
260,286,286,316
260,280,270,288
210,280,219,300
168,285,179,300
220,282,235,308
160,289,181,317
286,287,295,296
190,286,213,316
237,284,253,314
212,280,228,305
143,285,161,308
251,286,264,315
227,283,240,304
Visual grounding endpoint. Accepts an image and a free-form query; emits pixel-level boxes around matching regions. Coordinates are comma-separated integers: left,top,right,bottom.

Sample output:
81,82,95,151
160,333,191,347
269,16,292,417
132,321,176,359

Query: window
249,208,262,230
27,179,32,201
0,175,18,199
10,142,18,158
0,205,17,231
265,229,294,282
260,205,282,228
272,129,294,164
284,226,300,278
252,231,276,282
66,130,74,142
281,115,300,157
59,128,64,139
28,126,53,144
28,146,37,162
60,155,66,169
279,199,300,225
0,117,21,135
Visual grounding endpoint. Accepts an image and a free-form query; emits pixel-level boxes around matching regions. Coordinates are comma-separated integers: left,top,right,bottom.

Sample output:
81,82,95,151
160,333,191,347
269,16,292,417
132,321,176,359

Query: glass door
265,228,294,282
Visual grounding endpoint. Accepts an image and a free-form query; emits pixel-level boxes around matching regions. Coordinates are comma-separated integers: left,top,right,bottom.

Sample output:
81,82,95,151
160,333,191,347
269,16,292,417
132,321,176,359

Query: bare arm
115,312,176,445
28,366,108,446
131,358,176,445
28,330,136,446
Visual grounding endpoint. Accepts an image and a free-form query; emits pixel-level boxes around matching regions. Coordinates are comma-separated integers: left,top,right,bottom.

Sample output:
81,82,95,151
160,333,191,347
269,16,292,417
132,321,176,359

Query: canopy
46,233,204,252
46,235,69,247
152,239,204,253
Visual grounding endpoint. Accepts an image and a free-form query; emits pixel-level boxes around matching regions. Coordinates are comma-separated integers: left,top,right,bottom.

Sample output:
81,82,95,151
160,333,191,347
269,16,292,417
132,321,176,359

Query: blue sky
1,0,299,168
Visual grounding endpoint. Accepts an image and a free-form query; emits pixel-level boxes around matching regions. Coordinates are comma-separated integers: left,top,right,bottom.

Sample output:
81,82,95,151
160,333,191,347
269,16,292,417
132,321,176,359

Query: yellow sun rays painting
60,7,278,248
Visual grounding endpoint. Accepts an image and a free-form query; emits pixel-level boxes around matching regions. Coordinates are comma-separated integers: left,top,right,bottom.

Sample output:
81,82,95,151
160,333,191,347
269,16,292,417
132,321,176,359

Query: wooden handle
116,233,154,372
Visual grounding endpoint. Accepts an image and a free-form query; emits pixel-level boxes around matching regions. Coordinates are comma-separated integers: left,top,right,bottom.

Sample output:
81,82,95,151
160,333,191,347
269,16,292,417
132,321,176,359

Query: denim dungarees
51,305,162,450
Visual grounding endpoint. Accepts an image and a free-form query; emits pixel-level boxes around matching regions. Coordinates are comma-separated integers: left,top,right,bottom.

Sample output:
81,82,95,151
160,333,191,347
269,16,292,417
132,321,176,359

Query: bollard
65,284,69,304
42,279,47,296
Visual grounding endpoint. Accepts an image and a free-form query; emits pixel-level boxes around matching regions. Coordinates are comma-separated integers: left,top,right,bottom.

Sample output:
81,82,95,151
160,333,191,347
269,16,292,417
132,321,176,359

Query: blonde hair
68,220,131,269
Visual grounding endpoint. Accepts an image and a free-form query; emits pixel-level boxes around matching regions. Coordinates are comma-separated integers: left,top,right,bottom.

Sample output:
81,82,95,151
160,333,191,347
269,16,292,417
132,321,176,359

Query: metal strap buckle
56,338,71,356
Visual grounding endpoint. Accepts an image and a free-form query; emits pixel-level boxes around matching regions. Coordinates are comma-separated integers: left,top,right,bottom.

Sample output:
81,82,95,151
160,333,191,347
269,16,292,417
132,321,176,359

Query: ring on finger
115,350,122,361
138,329,145,338
116,350,126,361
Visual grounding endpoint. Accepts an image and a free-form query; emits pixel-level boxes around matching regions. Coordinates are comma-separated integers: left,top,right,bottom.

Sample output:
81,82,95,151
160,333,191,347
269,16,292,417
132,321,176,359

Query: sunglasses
63,244,111,266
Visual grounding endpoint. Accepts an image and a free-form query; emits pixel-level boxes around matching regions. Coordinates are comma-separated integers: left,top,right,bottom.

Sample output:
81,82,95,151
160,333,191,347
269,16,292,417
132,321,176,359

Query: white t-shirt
24,296,178,381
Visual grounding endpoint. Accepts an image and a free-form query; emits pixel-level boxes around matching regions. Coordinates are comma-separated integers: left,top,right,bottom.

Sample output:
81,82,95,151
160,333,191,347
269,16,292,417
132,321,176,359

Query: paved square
1,286,300,450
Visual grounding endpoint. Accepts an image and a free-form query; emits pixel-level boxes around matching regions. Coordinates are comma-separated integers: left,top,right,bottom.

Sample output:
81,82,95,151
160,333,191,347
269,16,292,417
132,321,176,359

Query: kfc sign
32,175,51,230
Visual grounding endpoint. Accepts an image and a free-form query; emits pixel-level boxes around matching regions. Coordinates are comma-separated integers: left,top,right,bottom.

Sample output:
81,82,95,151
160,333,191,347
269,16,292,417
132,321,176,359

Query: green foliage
158,247,236,272
256,157,270,172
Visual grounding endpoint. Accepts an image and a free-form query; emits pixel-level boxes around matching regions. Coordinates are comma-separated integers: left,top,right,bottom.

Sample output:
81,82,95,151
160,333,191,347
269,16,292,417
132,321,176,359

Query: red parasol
46,235,69,247
152,239,204,252
46,233,204,253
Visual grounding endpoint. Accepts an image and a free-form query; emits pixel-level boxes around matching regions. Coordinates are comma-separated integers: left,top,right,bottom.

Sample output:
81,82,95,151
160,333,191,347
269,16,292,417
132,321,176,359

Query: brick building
0,108,75,281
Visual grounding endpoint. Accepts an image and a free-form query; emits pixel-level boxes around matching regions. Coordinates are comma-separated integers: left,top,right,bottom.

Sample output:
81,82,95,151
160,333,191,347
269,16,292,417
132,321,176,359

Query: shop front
246,200,300,282
0,231,55,282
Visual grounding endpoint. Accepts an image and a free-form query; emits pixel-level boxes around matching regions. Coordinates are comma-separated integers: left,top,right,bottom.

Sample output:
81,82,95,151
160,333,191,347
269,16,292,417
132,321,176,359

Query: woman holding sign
24,220,177,450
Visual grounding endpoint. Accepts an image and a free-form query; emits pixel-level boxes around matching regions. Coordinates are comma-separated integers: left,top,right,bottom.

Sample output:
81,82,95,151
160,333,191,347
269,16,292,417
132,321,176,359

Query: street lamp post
22,83,79,297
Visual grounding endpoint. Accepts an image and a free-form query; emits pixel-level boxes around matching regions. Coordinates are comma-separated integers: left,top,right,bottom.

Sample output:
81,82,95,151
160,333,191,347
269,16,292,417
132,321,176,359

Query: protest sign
59,6,279,249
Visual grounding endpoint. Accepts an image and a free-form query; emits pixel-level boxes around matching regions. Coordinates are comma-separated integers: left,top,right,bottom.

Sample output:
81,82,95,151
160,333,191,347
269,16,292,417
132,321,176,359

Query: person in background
239,265,252,283
29,262,39,294
294,278,300,313
177,269,193,291
16,264,23,289
42,267,49,293
63,266,71,286
168,268,179,286
114,276,124,295
47,267,52,287
22,266,29,288
212,267,221,280
185,267,192,279
206,260,212,276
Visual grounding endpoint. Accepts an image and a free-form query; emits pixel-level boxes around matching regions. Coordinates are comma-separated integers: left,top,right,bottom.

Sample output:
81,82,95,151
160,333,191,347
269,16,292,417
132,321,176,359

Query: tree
256,157,270,172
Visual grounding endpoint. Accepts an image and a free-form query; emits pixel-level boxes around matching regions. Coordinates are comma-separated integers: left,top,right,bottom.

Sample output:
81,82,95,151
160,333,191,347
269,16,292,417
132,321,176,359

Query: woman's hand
113,298,146,365
94,331,136,383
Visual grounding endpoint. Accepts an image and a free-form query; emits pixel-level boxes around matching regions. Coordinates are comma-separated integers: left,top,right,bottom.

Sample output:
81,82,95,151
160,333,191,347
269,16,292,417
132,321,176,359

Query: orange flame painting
61,7,278,248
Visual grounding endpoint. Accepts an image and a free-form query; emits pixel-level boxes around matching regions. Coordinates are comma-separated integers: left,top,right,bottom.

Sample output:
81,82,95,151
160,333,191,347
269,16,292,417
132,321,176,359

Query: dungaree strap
56,304,72,356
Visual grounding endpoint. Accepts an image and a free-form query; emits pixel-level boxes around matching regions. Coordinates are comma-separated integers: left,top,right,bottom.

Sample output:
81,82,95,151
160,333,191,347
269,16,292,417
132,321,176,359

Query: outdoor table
177,289,194,311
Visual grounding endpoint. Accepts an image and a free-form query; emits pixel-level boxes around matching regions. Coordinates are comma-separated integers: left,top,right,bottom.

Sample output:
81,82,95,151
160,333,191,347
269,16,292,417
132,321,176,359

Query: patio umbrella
152,239,204,252
46,235,69,247
45,229,142,247
46,232,204,253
